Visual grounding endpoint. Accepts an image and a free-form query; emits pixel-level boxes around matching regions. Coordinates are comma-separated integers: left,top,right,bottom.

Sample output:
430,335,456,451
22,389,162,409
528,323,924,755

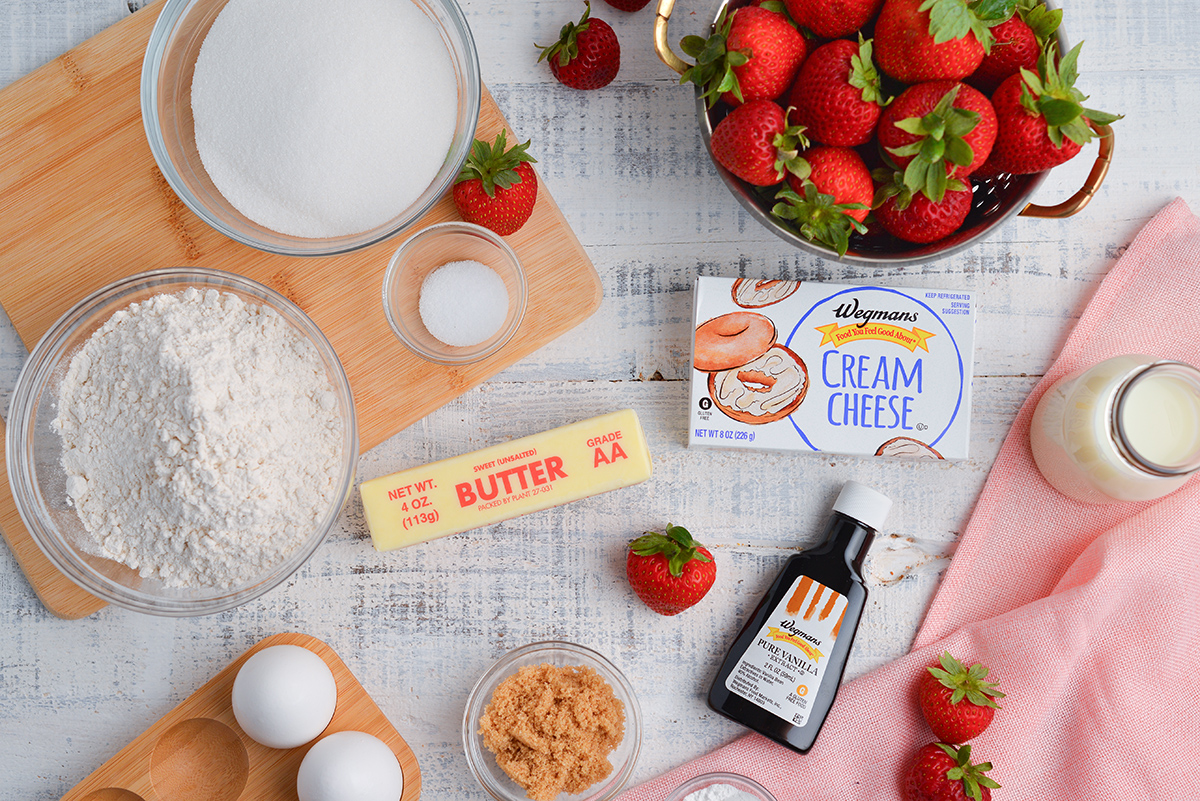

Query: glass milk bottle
1030,355,1200,503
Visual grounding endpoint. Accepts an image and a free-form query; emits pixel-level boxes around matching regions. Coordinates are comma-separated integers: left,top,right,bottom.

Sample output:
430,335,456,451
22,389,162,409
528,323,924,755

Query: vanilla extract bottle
708,480,892,753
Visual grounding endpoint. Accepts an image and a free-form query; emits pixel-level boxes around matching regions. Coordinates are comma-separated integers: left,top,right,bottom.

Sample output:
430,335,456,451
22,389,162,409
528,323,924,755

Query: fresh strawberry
710,99,809,186
918,651,1005,743
981,41,1121,176
786,146,874,221
602,0,651,11
775,146,873,256
787,37,890,147
877,82,996,200
537,2,620,90
680,5,808,108
626,524,716,616
783,0,883,39
452,131,539,236
873,166,972,243
969,0,1061,94
874,0,1016,84
904,743,1000,801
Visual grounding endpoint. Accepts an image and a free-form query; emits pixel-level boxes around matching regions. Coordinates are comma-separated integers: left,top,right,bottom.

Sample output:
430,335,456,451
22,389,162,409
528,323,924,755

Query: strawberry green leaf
889,141,925,158
922,113,947,141
943,108,981,138
928,651,1006,708
920,0,974,43
679,35,711,59
894,118,929,136
771,184,867,258
849,36,892,107
629,523,710,577
921,0,1013,50
919,136,947,164
536,1,594,67
1021,40,1122,147
887,86,978,201
969,0,1017,21
927,164,949,201
1082,107,1122,126
678,5,747,108
1057,39,1082,87
936,743,1001,801
944,137,974,168
457,130,537,198
1021,2,1062,41
903,159,929,193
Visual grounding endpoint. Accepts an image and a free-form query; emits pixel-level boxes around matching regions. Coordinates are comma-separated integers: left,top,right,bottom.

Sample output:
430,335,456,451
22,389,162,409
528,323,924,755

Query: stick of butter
360,409,653,550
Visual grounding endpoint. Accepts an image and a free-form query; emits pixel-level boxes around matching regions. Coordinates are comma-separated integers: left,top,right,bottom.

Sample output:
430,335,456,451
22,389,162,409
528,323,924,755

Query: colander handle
1019,121,1114,219
654,0,690,75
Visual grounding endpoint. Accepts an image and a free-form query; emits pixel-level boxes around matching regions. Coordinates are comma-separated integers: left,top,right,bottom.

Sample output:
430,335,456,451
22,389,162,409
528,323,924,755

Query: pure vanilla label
689,277,976,460
726,575,846,727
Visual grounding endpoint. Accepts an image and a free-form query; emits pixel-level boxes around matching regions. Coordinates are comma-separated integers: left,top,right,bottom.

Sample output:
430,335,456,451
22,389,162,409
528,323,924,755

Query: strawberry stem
928,651,1006,708
456,130,537,199
536,1,595,68
629,524,711,577
936,743,1001,801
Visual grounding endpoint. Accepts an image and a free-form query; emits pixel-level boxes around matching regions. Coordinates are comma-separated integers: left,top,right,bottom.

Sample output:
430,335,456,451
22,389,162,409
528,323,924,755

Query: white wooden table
1,0,1193,797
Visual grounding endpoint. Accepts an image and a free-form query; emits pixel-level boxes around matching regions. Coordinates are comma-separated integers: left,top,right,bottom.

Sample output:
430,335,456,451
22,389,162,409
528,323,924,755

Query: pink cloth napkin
619,197,1200,801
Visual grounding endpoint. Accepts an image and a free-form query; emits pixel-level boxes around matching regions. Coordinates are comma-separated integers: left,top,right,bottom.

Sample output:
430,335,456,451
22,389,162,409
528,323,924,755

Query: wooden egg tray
58,633,420,801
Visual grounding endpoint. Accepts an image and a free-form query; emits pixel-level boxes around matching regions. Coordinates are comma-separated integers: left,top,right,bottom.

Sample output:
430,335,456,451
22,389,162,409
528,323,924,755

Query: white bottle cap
832,481,892,531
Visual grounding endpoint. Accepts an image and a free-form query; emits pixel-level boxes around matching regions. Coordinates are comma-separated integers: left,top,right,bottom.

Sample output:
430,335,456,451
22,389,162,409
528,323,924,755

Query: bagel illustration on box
875,436,944,460
694,312,809,425
731,278,801,308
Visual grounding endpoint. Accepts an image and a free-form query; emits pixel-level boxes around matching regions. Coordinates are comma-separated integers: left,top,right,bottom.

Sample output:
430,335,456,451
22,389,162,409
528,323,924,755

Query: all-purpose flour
51,288,344,588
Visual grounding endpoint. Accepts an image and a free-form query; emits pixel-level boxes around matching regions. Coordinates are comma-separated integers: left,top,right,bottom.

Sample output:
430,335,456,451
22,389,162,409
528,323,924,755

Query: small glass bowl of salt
383,222,527,365
664,773,779,801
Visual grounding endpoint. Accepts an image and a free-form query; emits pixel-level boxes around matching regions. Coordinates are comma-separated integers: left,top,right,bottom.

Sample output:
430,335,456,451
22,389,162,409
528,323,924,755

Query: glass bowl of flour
7,268,359,615
141,0,481,257
664,774,778,801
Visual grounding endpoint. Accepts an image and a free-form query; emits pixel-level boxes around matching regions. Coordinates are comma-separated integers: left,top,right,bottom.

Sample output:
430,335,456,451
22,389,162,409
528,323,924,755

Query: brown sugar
479,663,626,801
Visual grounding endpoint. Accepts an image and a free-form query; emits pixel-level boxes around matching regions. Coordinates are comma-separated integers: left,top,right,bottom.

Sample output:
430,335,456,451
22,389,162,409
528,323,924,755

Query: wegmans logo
767,626,825,663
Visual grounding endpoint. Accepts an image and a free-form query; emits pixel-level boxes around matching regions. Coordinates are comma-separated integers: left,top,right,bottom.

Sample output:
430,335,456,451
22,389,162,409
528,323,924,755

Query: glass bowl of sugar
141,0,481,257
383,221,528,365
664,774,778,801
7,268,359,616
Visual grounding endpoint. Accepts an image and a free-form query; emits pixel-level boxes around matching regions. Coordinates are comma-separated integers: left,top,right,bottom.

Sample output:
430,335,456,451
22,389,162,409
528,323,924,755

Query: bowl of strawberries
653,0,1119,265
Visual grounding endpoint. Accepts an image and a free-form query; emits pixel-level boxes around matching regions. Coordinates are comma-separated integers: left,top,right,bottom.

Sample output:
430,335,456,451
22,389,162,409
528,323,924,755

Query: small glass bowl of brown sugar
462,641,642,801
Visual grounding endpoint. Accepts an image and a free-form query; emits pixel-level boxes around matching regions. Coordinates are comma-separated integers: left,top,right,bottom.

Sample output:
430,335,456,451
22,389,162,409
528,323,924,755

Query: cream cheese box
688,276,976,461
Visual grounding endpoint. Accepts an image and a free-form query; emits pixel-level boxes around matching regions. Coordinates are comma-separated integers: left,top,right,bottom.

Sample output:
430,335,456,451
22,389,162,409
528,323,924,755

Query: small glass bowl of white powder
141,0,481,256
383,222,528,365
664,774,778,801
7,268,359,616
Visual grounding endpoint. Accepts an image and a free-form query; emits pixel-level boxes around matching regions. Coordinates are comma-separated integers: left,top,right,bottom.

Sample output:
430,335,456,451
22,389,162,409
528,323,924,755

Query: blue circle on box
784,286,965,451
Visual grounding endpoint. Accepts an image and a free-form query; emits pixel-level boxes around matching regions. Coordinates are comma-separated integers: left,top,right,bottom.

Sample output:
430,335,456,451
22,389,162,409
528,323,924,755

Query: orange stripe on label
831,607,846,639
819,590,839,621
786,576,814,616
804,585,825,621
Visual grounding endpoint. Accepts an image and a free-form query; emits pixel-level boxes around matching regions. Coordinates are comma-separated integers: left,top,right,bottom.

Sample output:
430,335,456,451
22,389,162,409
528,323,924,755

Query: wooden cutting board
58,632,421,801
0,2,602,619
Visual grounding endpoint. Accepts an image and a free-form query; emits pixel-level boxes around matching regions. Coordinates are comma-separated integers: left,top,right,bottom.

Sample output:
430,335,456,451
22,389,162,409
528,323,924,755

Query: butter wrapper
688,276,976,461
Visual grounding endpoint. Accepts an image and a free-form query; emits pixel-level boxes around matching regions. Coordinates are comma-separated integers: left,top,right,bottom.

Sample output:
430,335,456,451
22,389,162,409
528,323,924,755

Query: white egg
231,644,338,749
297,730,404,801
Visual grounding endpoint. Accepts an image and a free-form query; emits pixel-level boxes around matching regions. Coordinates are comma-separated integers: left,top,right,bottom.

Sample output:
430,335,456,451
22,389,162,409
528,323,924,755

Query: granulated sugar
51,288,345,589
191,0,458,238
682,784,761,801
419,260,509,347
